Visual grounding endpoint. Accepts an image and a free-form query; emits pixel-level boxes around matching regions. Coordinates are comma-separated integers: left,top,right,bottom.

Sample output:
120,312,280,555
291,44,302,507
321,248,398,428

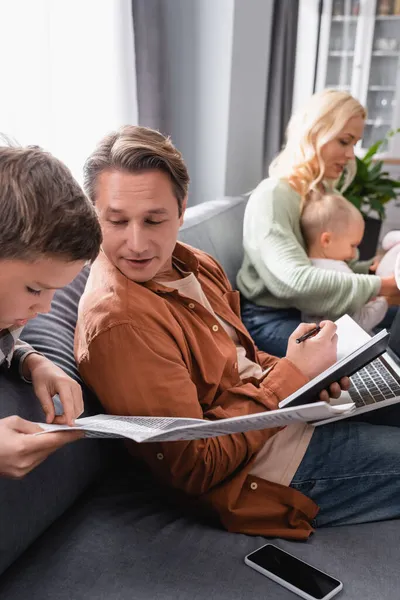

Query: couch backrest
178,196,248,287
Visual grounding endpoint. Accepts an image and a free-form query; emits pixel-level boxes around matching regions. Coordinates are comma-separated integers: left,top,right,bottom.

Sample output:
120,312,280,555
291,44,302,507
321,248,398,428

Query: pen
295,325,321,344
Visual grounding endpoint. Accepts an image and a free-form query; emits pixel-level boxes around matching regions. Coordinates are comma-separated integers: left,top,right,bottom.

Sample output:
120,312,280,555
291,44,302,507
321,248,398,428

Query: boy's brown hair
83,125,190,216
0,144,102,262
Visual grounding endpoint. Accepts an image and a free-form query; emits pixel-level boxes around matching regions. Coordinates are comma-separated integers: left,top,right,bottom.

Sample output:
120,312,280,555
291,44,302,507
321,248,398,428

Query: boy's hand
22,354,84,426
0,416,83,478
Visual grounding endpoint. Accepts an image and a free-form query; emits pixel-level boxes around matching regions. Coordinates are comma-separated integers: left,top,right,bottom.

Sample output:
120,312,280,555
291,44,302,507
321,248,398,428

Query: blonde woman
237,89,399,357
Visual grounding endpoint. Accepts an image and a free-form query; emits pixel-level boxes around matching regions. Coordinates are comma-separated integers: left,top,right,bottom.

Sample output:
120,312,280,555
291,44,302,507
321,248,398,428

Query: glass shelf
362,124,390,152
372,51,400,56
329,51,355,56
369,85,397,91
332,16,358,21
312,0,400,157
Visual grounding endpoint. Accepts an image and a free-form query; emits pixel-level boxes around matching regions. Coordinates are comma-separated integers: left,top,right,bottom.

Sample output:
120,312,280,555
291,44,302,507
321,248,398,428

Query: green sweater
236,178,381,320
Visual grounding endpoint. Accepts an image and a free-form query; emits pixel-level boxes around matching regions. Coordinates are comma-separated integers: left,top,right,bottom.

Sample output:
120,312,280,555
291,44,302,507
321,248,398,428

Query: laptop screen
388,310,400,360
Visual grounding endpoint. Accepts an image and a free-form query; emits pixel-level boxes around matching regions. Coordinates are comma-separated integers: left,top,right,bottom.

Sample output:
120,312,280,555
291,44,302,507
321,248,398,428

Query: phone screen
246,545,341,599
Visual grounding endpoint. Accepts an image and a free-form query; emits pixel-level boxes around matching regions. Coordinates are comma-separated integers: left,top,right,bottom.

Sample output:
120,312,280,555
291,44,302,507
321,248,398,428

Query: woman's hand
369,255,382,273
379,274,399,296
22,354,84,426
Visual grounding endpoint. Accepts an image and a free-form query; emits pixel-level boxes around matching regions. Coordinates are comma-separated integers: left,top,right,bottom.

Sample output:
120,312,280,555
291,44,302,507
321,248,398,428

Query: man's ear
320,231,331,248
179,196,188,226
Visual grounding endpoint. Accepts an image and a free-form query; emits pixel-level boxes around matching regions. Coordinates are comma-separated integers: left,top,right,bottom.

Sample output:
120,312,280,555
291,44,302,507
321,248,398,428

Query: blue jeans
291,404,400,527
241,301,398,359
373,305,398,333
241,300,301,358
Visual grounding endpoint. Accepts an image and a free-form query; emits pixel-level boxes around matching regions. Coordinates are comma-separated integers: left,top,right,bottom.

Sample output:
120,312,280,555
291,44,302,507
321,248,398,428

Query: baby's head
300,191,364,261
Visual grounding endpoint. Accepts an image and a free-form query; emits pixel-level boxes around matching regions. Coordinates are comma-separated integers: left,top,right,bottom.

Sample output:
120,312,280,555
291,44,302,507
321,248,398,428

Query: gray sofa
0,196,398,599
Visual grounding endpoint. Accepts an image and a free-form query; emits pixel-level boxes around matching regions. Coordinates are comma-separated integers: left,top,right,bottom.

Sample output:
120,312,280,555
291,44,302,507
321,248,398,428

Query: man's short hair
83,125,190,216
0,144,102,262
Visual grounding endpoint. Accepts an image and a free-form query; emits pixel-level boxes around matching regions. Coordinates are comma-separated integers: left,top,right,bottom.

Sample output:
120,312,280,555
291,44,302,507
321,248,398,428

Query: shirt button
188,303,195,309
156,453,164,461
212,324,219,332
250,482,258,490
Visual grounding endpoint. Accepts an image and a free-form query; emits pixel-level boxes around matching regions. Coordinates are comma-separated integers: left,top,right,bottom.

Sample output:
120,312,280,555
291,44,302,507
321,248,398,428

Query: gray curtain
263,0,299,175
131,0,166,132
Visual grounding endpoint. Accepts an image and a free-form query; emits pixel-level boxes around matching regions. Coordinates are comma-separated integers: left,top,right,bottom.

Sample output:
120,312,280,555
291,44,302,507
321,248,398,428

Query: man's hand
0,416,83,479
318,377,351,403
22,354,84,426
286,321,350,401
287,321,338,380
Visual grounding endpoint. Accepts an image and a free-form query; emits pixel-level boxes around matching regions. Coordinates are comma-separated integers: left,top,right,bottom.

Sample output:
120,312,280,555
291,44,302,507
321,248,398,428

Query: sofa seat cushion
0,456,398,600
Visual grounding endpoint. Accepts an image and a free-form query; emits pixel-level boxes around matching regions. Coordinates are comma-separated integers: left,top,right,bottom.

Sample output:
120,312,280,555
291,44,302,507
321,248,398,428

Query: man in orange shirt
76,126,400,539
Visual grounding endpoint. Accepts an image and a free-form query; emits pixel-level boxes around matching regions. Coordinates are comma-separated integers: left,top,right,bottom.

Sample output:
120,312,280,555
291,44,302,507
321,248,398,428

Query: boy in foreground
0,144,102,478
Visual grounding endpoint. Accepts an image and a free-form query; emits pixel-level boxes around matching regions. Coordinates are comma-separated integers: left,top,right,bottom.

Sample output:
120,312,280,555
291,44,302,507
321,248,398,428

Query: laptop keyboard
349,358,400,408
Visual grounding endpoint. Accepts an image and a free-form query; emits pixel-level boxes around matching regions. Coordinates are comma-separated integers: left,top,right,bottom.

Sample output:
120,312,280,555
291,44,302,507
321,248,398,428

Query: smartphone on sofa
244,543,343,600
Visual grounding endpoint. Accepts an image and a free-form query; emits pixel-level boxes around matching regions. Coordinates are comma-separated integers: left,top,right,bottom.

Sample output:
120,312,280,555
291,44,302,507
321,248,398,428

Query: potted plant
339,128,400,259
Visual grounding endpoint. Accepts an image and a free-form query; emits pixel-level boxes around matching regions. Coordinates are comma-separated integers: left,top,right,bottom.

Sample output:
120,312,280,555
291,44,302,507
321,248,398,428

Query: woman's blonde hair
269,89,366,207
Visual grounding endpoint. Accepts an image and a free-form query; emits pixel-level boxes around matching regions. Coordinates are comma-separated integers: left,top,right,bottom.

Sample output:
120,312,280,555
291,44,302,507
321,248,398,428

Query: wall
225,0,274,196
162,0,273,205
0,0,137,184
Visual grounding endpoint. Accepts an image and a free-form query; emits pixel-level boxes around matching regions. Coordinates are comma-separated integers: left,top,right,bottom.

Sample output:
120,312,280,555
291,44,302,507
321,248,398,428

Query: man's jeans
241,301,399,359
291,404,400,527
241,300,301,358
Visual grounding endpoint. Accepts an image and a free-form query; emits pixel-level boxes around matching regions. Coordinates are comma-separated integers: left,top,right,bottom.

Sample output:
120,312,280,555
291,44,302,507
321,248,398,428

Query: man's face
95,170,186,283
0,258,85,330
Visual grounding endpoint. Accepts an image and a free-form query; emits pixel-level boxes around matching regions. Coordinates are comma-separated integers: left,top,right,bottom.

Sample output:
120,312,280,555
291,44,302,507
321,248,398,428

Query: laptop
313,310,400,426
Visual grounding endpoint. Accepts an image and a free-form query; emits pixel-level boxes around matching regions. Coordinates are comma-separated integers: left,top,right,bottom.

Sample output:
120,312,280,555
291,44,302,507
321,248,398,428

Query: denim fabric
291,404,400,528
373,305,398,333
241,300,301,357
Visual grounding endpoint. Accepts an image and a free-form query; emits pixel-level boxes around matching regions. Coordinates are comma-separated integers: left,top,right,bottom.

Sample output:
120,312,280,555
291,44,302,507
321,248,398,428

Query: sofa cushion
21,267,90,385
0,268,114,575
0,458,397,600
178,196,248,287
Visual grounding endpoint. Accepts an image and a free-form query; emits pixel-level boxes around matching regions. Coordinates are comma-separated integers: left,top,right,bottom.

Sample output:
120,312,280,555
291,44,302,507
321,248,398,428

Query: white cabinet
294,0,400,157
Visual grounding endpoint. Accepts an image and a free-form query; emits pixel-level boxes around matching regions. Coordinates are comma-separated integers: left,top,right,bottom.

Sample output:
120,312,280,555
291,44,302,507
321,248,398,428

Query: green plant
340,128,400,220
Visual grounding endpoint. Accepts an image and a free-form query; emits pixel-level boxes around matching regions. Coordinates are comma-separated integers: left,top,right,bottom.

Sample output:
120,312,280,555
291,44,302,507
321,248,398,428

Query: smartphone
244,544,343,600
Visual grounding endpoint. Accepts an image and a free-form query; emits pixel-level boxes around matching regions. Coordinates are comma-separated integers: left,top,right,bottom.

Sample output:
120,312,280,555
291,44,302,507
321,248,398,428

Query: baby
300,191,388,333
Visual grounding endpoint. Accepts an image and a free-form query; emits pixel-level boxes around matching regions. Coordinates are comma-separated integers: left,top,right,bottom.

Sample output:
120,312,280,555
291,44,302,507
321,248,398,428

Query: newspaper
37,315,391,442
37,401,355,443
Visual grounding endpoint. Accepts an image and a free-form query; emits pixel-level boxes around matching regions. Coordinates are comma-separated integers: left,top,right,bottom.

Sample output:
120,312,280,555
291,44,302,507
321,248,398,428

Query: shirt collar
143,243,200,294
99,242,200,295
